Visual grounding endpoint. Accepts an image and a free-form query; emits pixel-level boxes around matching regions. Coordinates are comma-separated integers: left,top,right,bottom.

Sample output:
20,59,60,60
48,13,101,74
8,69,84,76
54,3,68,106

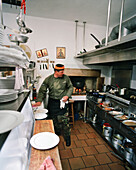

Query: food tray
122,120,136,126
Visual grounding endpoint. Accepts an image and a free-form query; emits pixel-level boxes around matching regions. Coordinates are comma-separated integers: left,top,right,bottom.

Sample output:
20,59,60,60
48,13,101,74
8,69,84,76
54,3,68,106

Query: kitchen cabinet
86,93,136,170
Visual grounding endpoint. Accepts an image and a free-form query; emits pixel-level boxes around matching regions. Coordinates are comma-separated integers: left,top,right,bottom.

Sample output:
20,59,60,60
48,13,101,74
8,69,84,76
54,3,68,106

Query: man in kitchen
33,64,73,146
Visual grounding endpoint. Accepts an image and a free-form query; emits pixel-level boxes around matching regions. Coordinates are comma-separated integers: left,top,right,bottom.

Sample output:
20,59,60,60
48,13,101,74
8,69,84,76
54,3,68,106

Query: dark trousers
47,98,70,139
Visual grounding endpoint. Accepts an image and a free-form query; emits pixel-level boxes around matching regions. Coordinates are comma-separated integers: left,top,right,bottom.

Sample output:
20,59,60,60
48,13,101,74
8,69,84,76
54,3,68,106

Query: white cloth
0,45,30,68
14,66,24,90
60,99,68,109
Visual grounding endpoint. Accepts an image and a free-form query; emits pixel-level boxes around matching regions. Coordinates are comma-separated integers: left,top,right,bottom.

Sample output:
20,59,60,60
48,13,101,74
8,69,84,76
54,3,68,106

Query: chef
33,64,73,146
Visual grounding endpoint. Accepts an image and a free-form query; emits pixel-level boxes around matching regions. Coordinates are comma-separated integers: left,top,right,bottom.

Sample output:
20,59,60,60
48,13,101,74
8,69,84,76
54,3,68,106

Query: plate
30,132,60,150
34,113,48,120
0,110,24,133
122,120,136,126
114,114,129,120
102,107,114,111
109,111,123,115
34,108,48,114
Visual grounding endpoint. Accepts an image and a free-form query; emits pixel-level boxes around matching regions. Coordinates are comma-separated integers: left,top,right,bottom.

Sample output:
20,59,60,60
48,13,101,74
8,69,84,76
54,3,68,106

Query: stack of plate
0,89,18,103
34,108,48,120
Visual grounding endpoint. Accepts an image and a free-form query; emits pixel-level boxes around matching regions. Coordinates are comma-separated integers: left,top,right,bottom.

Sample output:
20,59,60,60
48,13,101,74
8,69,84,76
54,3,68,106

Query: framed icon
56,47,66,59
36,48,48,58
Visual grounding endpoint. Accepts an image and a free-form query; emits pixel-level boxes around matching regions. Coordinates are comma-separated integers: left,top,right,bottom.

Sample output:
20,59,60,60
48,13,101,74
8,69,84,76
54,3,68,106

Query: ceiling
2,0,136,27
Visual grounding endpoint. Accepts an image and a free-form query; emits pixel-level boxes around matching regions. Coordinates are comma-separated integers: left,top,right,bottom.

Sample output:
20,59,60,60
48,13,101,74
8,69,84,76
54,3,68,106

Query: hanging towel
14,66,24,90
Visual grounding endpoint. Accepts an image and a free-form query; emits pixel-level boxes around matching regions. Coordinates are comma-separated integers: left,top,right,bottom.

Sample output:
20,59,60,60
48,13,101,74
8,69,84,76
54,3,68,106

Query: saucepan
90,33,104,49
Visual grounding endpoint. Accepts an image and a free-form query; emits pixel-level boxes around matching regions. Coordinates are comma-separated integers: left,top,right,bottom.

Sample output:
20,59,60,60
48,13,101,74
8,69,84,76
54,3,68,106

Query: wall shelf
75,32,136,65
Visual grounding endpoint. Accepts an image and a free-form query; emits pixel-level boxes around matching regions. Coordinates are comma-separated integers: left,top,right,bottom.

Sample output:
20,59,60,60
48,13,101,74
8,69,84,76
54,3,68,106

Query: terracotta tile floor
58,120,127,170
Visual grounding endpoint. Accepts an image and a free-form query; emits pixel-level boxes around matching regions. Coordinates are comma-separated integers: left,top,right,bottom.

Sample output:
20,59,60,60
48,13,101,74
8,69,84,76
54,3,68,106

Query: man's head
54,64,65,77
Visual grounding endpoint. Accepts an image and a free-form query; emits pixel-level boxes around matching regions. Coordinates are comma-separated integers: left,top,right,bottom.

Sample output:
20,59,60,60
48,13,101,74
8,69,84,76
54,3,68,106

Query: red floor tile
95,144,109,153
69,157,85,169
74,140,88,148
78,128,89,134
71,147,86,157
61,159,71,170
59,149,73,159
106,152,122,163
71,134,78,141
108,162,126,170
94,164,110,170
82,155,99,167
86,132,98,139
77,133,88,140
85,138,98,146
84,146,98,155
95,153,112,164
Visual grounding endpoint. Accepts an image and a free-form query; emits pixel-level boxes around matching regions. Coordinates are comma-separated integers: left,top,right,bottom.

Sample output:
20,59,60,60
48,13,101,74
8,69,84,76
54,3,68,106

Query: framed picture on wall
36,48,48,58
56,47,66,59
42,48,48,56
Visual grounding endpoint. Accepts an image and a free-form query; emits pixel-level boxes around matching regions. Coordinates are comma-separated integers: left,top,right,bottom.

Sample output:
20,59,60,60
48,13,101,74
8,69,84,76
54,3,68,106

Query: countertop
29,120,62,170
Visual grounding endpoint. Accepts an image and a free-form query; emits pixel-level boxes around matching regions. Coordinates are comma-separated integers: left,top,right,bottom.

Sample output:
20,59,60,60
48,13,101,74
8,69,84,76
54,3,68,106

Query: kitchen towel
39,156,56,170
60,99,68,109
14,66,24,90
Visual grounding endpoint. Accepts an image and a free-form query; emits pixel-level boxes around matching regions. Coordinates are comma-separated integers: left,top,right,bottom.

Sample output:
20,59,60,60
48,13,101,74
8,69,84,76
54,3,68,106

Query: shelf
75,32,136,65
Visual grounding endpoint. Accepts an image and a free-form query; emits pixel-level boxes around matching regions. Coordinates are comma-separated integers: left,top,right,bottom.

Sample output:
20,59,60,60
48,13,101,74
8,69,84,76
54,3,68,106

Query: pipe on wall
105,0,112,46
75,20,78,56
118,0,125,41
83,21,86,50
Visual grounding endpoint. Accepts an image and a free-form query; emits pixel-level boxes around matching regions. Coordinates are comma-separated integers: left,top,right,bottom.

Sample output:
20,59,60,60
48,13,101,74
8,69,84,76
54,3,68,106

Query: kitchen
0,0,136,169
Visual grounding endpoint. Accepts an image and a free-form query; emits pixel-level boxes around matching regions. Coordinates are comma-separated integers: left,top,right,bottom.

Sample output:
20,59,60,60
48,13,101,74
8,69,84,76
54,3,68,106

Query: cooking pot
71,77,85,89
103,123,112,137
112,136,123,150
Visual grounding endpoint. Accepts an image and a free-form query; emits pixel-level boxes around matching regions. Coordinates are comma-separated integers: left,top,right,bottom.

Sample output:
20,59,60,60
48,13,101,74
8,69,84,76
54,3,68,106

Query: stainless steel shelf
75,32,136,65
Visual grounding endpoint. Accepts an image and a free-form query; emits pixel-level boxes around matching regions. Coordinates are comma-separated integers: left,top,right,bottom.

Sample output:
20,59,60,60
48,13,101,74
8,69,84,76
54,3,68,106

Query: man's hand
32,102,41,107
62,96,69,103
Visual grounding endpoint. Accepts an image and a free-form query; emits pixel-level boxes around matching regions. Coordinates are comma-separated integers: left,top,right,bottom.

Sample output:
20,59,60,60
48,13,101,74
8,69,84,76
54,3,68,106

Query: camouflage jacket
37,74,73,102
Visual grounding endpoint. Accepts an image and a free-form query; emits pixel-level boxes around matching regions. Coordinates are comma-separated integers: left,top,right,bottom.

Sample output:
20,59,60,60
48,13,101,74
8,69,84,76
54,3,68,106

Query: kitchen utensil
103,126,112,137
0,110,24,133
109,111,123,115
30,132,60,150
34,113,48,120
103,123,112,137
90,33,104,49
103,107,114,111
7,34,29,44
114,114,129,120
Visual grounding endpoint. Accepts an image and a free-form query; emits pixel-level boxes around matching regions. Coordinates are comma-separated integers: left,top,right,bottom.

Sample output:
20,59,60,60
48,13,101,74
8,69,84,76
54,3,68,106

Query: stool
68,99,74,128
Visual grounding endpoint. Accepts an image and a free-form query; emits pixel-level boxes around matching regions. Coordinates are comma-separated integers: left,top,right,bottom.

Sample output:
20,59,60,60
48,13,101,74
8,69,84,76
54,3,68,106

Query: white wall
3,13,112,90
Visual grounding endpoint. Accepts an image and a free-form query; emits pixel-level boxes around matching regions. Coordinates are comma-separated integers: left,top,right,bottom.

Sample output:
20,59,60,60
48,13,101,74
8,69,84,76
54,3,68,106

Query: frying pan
90,33,104,49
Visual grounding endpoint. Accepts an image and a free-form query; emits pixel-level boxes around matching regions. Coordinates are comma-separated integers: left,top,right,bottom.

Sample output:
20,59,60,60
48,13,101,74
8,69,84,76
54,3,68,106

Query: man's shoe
66,136,71,147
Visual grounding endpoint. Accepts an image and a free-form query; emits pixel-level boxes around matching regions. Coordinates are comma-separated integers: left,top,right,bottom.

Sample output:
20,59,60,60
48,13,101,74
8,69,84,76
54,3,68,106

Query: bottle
33,86,37,100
